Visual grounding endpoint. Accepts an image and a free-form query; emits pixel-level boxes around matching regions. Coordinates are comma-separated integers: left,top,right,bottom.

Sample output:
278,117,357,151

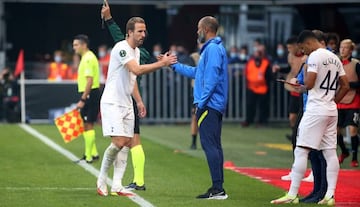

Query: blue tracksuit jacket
172,37,228,114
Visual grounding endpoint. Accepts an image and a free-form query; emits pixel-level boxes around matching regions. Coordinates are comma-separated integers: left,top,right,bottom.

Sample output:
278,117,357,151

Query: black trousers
245,89,269,124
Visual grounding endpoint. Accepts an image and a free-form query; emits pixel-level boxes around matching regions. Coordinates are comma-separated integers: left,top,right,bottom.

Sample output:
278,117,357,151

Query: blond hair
340,39,355,50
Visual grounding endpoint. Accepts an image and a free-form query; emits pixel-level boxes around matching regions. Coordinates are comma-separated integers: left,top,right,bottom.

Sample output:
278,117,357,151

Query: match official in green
73,34,100,163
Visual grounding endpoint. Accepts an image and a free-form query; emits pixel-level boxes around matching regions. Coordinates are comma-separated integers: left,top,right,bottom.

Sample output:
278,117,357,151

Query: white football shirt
100,40,140,108
306,48,346,116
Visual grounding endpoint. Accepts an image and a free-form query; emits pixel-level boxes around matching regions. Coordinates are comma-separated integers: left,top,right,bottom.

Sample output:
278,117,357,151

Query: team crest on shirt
119,50,127,57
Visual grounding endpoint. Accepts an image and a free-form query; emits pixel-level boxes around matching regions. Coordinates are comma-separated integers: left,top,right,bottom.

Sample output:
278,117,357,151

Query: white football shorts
101,102,134,138
296,113,338,150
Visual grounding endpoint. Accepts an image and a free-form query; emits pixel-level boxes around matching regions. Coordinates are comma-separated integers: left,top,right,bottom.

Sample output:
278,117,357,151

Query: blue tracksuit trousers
196,106,224,190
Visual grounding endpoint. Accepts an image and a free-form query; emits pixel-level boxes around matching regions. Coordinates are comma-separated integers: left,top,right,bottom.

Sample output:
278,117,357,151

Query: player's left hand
137,101,147,118
293,84,307,93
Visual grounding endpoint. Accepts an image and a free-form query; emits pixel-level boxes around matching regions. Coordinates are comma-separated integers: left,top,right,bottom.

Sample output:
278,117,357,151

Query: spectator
98,44,110,84
228,46,241,64
150,43,163,63
176,44,194,66
326,32,340,54
242,47,272,127
47,50,71,81
352,43,359,59
69,53,80,80
252,38,262,55
0,67,20,122
273,43,287,65
238,45,249,64
169,44,177,55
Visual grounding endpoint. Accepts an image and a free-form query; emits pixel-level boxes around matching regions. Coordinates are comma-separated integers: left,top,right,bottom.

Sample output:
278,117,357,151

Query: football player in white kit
271,30,349,205
96,16,177,196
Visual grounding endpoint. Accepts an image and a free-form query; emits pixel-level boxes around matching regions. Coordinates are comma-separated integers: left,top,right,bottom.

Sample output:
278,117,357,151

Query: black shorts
289,94,300,114
80,88,100,123
338,109,360,128
132,98,140,134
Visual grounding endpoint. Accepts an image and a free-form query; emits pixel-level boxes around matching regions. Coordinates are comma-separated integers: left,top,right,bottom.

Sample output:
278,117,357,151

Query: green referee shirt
77,50,100,92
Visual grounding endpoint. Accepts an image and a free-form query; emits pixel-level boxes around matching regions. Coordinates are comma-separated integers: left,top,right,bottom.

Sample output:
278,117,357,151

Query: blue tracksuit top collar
200,37,222,54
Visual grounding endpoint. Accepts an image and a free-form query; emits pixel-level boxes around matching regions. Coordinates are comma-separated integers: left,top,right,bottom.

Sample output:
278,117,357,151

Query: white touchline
2,187,95,191
19,124,155,207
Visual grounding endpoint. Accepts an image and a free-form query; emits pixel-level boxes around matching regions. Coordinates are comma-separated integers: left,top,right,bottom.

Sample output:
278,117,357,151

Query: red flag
14,49,24,77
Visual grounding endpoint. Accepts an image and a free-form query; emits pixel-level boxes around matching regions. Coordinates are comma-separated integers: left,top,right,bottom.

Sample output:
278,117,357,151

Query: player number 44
320,70,339,95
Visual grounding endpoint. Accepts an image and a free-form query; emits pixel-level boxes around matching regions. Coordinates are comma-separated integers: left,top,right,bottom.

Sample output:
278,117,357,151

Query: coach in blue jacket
171,16,229,200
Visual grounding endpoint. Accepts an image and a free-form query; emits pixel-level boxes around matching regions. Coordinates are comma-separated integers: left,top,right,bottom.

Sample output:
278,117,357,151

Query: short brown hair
126,17,145,35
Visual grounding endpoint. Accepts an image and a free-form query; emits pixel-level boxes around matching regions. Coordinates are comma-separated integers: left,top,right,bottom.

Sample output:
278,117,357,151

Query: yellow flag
54,109,84,143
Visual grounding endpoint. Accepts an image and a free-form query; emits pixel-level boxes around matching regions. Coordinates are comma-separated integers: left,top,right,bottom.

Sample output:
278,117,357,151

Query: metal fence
140,63,289,124
16,62,290,123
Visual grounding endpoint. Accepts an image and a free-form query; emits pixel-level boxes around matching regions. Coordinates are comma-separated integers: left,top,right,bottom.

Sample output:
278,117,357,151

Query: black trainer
190,144,197,150
74,155,93,164
300,191,325,203
125,182,146,191
196,188,228,200
92,155,100,161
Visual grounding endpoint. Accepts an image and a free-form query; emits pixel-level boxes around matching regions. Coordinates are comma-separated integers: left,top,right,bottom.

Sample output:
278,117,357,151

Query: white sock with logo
97,143,121,185
322,149,339,198
111,146,129,192
288,147,309,197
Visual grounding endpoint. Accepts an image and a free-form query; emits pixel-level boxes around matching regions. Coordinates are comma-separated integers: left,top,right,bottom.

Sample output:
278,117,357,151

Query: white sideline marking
19,124,155,207
2,187,94,191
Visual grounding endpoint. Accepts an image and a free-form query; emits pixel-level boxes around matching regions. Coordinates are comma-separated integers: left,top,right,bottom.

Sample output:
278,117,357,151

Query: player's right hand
161,52,177,66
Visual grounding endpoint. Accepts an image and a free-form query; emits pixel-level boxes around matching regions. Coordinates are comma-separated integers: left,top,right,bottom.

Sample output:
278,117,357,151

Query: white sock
322,149,339,198
111,146,129,191
288,147,309,197
97,143,121,184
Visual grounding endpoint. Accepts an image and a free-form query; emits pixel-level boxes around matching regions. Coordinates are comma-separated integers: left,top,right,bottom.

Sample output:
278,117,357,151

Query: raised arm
101,0,125,43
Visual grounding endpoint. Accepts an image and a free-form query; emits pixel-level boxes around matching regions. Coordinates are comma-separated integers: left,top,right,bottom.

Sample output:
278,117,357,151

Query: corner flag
54,109,84,143
14,49,24,78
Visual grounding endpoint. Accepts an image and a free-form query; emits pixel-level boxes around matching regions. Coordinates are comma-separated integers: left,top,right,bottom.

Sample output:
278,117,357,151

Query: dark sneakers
92,155,100,161
300,191,325,203
125,182,146,191
196,188,228,200
190,144,197,150
75,155,100,164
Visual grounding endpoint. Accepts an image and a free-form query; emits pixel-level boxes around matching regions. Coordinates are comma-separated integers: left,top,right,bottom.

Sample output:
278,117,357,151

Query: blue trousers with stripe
196,106,224,190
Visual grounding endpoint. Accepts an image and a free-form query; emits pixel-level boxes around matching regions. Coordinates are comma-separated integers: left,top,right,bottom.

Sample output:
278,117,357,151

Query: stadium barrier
19,63,290,124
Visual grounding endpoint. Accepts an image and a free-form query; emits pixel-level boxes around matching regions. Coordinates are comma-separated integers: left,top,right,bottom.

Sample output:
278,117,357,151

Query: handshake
156,52,178,67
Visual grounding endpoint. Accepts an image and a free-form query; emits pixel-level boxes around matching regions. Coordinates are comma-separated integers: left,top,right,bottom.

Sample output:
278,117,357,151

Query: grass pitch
0,123,350,206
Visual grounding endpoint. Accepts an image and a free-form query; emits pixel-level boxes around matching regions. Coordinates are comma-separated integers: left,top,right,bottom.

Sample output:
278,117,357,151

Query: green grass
0,123,349,206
